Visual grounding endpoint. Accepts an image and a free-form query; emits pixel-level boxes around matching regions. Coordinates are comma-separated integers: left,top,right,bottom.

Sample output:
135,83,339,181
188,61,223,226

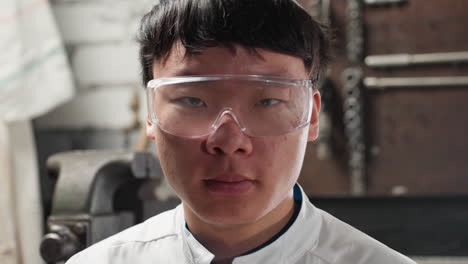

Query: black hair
137,0,331,86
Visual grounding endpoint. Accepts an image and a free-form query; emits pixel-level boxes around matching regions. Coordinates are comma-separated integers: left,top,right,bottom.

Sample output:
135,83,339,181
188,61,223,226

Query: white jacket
66,185,416,264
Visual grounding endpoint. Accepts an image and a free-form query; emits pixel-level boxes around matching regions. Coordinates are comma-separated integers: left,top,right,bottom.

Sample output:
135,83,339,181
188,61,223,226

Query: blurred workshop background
1,0,467,263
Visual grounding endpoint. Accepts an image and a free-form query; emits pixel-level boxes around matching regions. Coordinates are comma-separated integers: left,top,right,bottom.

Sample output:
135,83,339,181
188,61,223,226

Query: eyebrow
155,68,199,78
166,69,298,78
171,70,200,76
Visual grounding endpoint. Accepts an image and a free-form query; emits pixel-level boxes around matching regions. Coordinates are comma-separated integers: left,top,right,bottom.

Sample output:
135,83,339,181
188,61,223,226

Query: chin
202,212,265,228
194,201,268,226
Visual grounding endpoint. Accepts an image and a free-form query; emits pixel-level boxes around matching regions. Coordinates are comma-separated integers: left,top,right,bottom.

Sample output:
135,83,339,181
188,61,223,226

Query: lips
203,173,255,194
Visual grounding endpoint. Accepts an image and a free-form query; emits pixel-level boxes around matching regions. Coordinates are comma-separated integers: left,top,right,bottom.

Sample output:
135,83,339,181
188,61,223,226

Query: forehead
152,43,309,79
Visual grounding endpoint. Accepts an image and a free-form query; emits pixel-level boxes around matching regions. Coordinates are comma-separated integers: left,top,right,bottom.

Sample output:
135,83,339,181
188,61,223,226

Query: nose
204,111,253,156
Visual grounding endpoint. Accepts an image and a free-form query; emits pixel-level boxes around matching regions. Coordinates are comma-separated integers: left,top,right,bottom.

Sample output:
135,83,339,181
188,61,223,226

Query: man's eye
256,98,282,107
177,97,206,107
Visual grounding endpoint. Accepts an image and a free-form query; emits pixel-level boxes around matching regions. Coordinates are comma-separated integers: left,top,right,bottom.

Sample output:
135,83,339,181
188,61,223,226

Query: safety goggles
146,75,315,138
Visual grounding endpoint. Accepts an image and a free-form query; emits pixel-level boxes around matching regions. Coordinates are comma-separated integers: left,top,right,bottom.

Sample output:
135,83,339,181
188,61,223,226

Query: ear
307,90,321,142
146,118,156,140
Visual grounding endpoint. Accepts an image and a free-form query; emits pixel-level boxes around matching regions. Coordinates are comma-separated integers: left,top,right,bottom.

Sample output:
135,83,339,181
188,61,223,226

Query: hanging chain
342,68,366,195
347,0,364,62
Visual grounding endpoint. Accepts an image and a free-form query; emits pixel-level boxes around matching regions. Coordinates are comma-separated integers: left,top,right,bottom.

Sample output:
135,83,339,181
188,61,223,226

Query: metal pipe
364,76,468,90
365,51,468,68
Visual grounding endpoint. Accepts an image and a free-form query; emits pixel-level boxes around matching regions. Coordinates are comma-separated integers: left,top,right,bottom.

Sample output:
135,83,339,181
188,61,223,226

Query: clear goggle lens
146,75,315,138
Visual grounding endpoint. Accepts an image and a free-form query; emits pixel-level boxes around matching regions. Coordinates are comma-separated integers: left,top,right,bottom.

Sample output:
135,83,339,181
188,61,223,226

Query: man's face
147,44,320,227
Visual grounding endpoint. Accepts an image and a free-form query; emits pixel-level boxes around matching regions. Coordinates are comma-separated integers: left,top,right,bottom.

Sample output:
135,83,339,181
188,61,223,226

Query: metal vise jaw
39,150,162,263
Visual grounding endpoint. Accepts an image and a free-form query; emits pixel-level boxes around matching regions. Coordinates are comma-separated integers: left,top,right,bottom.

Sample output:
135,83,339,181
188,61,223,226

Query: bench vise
39,150,162,263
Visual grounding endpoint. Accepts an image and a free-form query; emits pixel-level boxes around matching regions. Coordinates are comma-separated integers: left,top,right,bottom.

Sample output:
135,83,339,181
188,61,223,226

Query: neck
184,195,295,262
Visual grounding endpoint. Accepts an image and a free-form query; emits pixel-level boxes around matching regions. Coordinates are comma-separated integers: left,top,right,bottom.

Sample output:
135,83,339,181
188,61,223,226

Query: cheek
154,135,176,181
256,131,308,179
154,131,200,184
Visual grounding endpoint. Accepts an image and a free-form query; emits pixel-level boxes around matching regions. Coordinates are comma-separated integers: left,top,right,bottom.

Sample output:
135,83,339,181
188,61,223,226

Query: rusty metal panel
299,0,468,196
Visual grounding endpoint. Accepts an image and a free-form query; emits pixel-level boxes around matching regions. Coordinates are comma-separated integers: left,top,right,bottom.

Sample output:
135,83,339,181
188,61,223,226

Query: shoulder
66,206,182,264
307,206,416,264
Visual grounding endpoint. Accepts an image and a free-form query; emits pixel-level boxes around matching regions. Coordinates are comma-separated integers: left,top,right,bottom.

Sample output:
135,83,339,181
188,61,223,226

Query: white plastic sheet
0,1,74,263
0,120,43,264
0,0,74,122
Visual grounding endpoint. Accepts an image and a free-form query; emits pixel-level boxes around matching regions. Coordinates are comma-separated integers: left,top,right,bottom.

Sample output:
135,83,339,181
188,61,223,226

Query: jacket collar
178,184,322,264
